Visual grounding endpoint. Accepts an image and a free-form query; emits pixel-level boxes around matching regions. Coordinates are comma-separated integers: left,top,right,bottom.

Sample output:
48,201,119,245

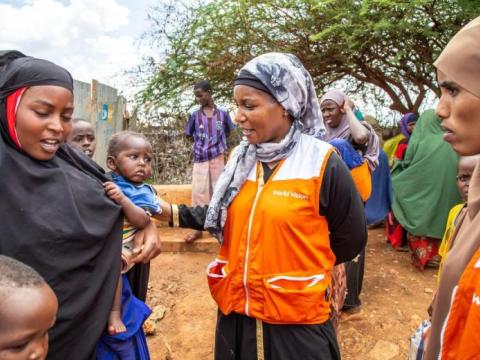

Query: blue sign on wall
101,104,109,121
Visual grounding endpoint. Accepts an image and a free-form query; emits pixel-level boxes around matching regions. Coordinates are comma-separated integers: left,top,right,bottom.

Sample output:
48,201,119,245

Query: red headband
6,86,27,149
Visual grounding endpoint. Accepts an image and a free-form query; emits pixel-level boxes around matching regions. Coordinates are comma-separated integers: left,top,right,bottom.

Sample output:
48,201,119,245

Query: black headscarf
0,51,123,360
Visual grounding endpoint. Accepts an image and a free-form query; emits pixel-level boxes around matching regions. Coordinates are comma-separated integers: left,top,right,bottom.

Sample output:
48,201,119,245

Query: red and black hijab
0,50,74,149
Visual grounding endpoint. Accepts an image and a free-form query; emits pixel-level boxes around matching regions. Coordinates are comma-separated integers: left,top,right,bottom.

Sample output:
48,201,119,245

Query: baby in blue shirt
103,131,161,335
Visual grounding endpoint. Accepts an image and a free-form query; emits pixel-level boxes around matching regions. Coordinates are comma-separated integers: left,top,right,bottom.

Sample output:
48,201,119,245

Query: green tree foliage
139,0,477,117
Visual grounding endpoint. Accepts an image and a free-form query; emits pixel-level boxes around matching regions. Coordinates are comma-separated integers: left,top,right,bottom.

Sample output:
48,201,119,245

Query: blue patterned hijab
204,52,325,242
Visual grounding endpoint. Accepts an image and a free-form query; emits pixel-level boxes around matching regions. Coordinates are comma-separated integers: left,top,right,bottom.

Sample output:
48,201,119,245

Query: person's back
365,149,392,227
390,110,462,268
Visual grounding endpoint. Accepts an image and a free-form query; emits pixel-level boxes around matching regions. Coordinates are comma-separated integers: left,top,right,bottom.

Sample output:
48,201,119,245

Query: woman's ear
106,156,117,172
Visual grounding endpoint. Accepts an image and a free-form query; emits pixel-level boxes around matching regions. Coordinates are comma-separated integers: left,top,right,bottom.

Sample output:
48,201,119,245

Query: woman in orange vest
159,53,367,359
425,16,480,360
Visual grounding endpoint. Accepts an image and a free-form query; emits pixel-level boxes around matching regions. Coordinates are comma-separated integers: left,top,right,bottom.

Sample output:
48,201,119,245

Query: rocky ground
145,227,437,360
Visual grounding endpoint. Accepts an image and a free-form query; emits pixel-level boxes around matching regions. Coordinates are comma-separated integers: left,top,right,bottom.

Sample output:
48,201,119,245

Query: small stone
424,288,434,294
151,304,167,321
367,340,399,360
167,283,178,294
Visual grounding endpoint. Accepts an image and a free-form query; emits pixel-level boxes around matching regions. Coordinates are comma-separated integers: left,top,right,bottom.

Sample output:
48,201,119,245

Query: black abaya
0,52,123,360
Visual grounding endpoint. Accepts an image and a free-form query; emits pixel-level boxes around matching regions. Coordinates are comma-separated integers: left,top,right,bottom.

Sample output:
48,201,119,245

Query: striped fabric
185,107,235,163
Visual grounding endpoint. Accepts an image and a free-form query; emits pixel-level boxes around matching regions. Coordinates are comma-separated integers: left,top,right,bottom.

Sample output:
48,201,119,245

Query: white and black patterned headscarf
205,52,325,242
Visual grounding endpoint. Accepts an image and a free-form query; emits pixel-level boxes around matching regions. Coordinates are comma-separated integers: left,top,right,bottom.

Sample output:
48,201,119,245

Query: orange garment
351,161,372,202
441,248,480,359
207,136,336,324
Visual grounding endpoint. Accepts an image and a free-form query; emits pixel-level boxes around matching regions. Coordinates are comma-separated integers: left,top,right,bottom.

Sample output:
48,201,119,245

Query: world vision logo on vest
473,293,480,306
272,190,308,200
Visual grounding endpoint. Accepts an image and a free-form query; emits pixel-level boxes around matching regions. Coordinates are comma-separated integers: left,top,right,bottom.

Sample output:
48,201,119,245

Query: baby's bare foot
108,310,126,335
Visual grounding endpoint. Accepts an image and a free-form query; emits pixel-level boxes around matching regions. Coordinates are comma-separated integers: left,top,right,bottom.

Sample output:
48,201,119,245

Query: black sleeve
176,204,209,230
320,152,367,264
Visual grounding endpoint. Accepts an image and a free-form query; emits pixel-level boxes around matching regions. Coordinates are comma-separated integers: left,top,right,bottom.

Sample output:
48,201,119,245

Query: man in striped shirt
184,80,235,242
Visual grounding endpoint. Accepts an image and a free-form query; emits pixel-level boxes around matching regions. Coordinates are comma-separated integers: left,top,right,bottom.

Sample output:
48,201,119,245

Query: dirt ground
146,227,437,360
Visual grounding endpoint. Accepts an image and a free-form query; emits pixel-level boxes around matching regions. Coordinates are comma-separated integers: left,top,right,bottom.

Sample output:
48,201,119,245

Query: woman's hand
131,221,161,263
342,98,355,113
342,97,369,145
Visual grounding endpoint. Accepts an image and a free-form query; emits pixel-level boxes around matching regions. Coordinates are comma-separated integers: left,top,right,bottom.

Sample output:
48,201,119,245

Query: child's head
193,80,212,107
456,155,480,202
66,119,96,158
0,255,58,360
106,131,153,184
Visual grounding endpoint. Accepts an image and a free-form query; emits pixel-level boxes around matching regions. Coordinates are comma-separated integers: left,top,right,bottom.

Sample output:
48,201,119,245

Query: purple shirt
185,107,235,163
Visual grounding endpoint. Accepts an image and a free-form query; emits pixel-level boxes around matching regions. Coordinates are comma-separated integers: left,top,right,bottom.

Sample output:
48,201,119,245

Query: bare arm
152,197,172,221
343,99,369,145
103,181,150,229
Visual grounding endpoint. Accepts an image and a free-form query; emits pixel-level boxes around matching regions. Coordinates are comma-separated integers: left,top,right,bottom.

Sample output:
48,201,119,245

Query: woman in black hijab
0,51,160,360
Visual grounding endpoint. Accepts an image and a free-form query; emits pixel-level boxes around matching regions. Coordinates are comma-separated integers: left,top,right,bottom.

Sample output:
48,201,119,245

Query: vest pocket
207,259,232,313
262,272,330,323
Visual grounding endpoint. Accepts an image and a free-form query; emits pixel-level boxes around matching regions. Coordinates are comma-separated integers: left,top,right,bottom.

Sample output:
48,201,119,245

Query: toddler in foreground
438,155,480,278
103,131,161,334
0,255,58,360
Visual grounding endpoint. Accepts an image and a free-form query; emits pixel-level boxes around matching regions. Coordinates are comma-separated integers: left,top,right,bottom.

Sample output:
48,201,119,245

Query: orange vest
207,135,336,324
350,161,372,202
441,248,480,359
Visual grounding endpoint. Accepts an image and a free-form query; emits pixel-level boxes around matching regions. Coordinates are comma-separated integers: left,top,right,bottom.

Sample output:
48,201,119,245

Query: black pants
215,312,341,360
126,262,150,302
343,248,365,311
